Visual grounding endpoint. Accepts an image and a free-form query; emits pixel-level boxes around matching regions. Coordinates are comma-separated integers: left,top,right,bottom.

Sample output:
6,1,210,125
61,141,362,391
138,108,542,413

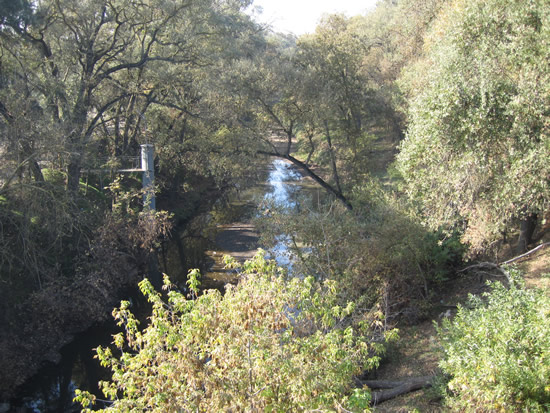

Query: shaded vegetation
0,0,548,410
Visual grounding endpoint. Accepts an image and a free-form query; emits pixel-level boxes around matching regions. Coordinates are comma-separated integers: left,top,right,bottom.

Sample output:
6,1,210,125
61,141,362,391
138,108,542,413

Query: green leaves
185,268,201,297
437,273,550,411
396,0,550,254
77,251,392,412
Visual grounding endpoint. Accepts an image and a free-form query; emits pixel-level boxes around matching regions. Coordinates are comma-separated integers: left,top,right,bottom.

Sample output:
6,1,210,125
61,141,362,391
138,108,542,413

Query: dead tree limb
458,262,500,273
458,262,511,283
500,242,550,265
358,376,435,405
360,379,407,389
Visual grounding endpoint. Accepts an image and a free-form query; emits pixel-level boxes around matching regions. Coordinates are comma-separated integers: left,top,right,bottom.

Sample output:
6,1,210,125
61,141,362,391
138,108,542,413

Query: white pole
140,144,155,210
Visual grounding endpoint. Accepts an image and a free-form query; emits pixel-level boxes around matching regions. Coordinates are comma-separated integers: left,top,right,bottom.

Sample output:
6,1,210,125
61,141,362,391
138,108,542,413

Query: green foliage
256,179,463,322
397,0,550,254
185,268,201,298
295,15,379,187
0,0,260,287
0,180,86,293
437,272,550,411
420,229,466,283
76,252,392,412
0,0,34,28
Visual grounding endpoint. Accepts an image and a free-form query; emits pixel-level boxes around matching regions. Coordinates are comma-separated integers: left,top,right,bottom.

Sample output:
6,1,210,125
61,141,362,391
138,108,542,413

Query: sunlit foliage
397,0,550,254
438,271,550,411
76,252,395,412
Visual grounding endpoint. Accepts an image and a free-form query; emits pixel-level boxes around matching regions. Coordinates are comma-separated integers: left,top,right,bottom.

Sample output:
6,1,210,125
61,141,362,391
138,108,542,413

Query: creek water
159,158,311,290
261,159,304,269
7,158,311,412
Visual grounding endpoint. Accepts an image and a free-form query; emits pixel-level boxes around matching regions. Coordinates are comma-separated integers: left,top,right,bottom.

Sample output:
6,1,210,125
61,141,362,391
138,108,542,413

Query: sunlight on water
264,159,302,208
263,159,303,269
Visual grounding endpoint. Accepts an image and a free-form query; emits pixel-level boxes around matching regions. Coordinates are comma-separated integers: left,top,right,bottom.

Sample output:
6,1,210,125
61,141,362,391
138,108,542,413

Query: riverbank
370,241,550,411
0,177,244,410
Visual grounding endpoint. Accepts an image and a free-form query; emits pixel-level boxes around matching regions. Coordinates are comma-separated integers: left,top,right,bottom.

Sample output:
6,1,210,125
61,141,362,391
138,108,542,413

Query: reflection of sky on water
270,234,293,268
263,159,303,269
263,159,302,209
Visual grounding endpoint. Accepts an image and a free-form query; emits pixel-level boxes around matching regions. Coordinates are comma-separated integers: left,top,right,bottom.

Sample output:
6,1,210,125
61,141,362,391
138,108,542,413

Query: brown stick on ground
500,242,550,265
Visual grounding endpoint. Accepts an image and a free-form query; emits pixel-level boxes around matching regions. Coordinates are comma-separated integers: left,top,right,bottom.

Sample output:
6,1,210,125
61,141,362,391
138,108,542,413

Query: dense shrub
256,179,464,322
76,252,396,412
397,0,550,255
437,273,550,412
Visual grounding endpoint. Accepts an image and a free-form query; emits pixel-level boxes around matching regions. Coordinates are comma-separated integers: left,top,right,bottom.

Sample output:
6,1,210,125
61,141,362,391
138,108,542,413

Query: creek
160,158,309,289
6,158,312,412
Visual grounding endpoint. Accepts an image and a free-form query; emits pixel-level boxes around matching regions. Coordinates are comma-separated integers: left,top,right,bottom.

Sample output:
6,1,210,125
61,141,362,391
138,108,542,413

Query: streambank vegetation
0,0,548,411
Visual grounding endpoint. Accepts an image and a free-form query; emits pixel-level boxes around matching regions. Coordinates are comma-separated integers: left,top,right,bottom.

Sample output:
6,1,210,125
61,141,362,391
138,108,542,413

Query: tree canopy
396,0,550,254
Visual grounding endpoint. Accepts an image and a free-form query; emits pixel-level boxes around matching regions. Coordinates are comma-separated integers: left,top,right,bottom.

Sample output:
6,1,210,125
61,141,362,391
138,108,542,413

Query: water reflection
160,158,308,288
263,159,302,208
261,159,304,270
8,321,117,412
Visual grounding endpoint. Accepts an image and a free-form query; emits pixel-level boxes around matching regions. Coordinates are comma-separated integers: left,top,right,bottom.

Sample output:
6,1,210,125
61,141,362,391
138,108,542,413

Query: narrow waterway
161,158,309,289
260,159,304,269
7,158,311,412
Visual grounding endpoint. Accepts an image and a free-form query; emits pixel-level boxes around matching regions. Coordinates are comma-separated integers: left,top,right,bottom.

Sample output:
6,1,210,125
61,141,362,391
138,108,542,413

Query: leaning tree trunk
257,150,353,210
517,212,537,254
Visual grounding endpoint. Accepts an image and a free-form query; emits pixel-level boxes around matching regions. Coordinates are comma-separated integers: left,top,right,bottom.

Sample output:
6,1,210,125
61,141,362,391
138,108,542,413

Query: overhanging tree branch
258,150,353,210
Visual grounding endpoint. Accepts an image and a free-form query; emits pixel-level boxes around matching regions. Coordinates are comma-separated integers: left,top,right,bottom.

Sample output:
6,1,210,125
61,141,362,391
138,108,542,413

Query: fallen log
458,261,503,274
360,379,406,389
358,375,435,405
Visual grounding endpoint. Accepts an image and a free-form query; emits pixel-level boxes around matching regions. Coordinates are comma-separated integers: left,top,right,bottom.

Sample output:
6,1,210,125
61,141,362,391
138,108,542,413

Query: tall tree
396,0,550,254
0,0,259,297
215,34,355,209
297,15,374,170
0,0,253,192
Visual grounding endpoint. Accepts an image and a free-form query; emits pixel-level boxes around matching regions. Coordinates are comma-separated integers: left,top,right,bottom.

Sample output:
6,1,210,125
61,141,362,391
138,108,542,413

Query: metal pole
140,144,155,211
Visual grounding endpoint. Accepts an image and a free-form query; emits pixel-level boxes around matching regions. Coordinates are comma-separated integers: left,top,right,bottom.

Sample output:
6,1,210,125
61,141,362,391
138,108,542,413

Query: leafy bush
437,273,550,411
396,0,550,255
76,252,395,412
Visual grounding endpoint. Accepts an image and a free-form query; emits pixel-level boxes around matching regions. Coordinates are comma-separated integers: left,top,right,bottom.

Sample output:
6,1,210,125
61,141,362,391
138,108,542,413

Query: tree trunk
517,213,537,254
29,160,45,183
324,120,343,195
305,129,315,166
66,157,82,193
